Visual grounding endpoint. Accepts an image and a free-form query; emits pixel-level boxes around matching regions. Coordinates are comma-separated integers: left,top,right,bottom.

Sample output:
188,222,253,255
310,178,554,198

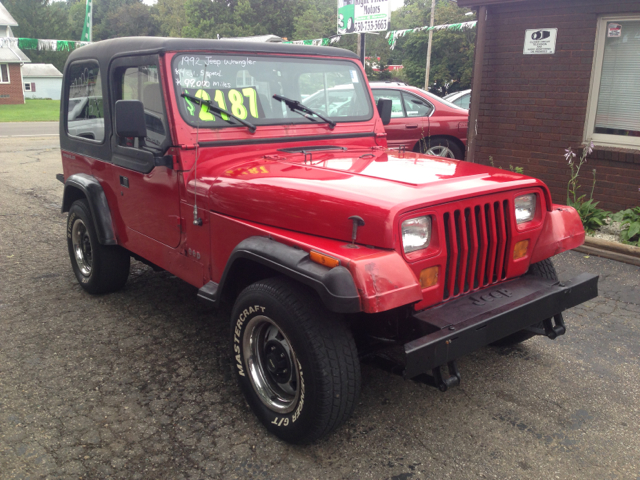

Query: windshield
172,53,372,128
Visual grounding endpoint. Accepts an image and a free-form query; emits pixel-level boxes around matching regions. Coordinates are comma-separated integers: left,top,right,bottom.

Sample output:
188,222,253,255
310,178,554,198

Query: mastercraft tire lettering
231,277,360,444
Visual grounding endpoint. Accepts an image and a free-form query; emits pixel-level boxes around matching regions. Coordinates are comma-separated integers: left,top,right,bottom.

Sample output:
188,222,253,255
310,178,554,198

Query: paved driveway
1,137,639,479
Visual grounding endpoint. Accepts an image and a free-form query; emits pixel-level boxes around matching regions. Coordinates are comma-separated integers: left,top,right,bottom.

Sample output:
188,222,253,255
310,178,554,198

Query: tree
3,0,74,72
388,0,475,95
152,0,188,38
99,2,159,39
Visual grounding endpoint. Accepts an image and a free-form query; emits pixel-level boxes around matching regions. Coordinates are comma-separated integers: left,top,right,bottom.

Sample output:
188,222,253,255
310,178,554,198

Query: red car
371,82,468,159
57,37,596,445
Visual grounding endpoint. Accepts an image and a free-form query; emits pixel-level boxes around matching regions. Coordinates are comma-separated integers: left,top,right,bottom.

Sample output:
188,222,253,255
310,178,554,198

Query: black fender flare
61,173,117,245
199,237,361,313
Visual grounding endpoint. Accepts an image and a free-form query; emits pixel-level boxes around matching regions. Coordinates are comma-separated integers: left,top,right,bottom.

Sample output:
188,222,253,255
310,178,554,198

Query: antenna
192,57,208,227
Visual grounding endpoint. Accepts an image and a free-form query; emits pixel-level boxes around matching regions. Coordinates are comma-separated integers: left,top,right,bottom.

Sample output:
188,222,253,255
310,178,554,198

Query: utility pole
424,0,436,90
357,33,366,66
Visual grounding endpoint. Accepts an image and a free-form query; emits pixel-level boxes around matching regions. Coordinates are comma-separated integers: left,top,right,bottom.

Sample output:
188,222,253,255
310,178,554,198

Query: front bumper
402,273,598,379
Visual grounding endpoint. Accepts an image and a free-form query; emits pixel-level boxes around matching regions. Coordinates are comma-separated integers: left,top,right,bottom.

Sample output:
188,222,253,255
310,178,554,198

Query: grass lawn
0,99,60,122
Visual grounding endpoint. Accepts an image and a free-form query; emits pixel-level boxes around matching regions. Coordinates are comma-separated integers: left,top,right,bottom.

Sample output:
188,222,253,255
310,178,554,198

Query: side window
373,89,405,118
116,65,167,150
402,93,433,117
66,61,104,142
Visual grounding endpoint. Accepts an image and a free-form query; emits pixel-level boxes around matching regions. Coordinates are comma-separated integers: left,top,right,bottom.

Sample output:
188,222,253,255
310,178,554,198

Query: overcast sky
52,0,407,12
138,0,406,10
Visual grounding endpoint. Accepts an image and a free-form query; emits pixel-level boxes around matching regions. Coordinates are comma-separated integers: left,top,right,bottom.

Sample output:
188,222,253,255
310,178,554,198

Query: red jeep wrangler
58,37,598,444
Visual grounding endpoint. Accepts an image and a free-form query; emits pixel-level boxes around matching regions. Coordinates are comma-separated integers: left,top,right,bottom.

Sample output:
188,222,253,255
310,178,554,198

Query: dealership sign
337,0,390,35
523,28,558,54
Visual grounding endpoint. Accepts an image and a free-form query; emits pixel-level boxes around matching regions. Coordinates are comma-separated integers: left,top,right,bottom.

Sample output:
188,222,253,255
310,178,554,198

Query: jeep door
108,55,181,248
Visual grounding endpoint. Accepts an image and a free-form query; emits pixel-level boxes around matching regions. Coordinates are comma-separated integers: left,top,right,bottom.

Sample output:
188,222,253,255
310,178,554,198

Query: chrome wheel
71,218,92,277
426,145,456,158
243,315,300,414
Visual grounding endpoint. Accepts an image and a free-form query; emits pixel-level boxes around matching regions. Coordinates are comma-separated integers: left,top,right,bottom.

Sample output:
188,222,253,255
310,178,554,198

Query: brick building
460,0,640,211
0,2,30,105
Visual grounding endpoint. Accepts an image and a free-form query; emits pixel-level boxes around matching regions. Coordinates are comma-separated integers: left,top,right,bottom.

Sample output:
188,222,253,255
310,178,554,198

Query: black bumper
402,273,599,379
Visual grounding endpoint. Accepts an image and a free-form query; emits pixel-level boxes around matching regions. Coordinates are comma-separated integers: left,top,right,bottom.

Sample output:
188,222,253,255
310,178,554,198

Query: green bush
612,207,640,247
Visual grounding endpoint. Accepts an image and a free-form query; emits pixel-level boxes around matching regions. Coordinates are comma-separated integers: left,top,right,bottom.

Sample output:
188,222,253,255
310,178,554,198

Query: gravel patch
589,218,623,243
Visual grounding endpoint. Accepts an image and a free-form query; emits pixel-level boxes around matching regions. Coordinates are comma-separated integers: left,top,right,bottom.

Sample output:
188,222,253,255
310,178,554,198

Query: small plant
564,142,610,233
612,207,640,246
488,156,524,174
574,198,610,234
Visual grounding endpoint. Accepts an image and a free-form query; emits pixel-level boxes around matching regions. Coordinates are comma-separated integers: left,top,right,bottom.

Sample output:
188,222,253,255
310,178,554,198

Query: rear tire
419,137,464,160
231,277,361,444
67,199,130,294
490,258,558,347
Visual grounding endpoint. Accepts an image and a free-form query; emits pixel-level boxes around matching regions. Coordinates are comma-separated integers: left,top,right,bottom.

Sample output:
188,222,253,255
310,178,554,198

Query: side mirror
115,100,147,139
377,98,392,126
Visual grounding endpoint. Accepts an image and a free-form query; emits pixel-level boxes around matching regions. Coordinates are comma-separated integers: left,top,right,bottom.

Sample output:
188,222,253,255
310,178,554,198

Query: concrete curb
574,236,640,267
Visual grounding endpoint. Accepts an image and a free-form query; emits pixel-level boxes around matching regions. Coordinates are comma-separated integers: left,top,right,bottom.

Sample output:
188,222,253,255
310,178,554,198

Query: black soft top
66,36,359,66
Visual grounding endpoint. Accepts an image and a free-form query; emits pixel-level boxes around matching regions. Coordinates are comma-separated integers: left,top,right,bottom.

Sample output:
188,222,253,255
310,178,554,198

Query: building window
585,16,640,149
0,64,10,83
24,83,31,91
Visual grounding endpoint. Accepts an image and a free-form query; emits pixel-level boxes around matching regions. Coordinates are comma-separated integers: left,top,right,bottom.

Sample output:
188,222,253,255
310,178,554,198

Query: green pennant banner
386,21,477,49
0,37,90,51
282,36,341,46
81,0,93,42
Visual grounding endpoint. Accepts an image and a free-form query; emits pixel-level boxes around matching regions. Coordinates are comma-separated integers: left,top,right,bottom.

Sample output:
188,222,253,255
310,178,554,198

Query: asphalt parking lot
1,135,639,480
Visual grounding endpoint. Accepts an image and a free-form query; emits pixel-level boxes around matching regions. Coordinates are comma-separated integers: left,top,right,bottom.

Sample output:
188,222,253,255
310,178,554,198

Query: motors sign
523,28,558,54
337,0,390,34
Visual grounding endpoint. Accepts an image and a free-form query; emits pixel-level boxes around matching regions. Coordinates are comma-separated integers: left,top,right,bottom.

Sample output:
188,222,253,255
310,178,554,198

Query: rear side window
66,61,104,143
402,93,433,117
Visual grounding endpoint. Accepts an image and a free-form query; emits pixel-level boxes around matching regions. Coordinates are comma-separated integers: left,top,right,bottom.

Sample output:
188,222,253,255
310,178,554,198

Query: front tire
231,277,361,444
67,199,130,294
491,258,559,347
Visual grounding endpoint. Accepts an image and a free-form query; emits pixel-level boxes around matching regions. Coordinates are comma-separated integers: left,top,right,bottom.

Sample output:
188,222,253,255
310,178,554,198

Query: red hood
192,148,549,248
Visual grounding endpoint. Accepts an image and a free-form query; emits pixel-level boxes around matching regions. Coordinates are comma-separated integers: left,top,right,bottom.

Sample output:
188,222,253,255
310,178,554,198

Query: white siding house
22,63,62,100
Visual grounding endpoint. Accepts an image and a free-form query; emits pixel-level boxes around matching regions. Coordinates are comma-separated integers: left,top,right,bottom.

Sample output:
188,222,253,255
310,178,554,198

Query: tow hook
415,361,461,392
544,314,566,339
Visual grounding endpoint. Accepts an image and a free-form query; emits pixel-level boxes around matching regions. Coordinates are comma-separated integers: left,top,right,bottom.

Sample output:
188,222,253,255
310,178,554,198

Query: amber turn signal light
310,251,340,268
513,240,529,259
419,266,439,288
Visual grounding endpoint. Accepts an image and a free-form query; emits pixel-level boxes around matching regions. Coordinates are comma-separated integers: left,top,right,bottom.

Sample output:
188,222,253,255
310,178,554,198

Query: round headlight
402,216,431,253
515,194,536,224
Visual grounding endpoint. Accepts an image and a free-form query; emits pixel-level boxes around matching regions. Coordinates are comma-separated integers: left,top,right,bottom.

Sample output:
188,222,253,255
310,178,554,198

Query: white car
443,89,471,110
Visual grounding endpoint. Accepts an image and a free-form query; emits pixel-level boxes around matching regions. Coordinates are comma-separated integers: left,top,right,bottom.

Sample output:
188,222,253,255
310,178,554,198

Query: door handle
405,124,419,129
119,176,129,188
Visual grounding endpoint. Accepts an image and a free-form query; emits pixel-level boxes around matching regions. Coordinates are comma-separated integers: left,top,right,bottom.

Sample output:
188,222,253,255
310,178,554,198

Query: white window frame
0,63,10,84
24,82,31,91
584,14,640,149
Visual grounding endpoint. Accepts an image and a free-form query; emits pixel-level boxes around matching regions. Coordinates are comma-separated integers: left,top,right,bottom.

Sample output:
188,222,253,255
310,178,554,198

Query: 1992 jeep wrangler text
58,37,598,444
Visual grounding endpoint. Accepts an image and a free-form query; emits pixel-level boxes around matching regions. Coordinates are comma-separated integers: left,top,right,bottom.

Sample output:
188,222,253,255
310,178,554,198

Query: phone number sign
337,0,390,34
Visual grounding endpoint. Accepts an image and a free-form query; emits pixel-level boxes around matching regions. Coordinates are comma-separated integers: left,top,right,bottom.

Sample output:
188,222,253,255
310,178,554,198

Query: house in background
0,1,30,105
22,64,62,100
461,0,639,211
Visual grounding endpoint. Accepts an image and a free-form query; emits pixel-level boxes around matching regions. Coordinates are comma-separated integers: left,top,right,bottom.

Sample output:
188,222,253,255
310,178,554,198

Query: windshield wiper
180,93,256,132
273,94,336,130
